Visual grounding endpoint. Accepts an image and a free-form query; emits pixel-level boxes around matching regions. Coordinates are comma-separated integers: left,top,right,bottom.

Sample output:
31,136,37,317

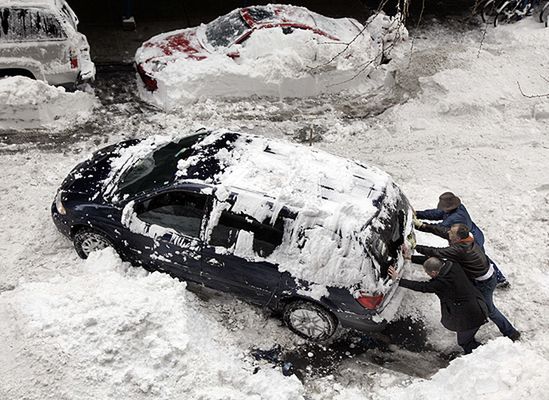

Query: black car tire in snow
73,228,113,259
283,300,338,342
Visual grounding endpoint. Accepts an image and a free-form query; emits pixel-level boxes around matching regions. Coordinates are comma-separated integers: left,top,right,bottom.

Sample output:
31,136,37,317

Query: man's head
423,257,444,278
437,192,461,212
449,223,470,244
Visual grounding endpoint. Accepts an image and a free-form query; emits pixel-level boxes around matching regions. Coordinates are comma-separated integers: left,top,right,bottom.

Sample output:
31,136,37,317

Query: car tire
283,300,338,342
73,228,113,259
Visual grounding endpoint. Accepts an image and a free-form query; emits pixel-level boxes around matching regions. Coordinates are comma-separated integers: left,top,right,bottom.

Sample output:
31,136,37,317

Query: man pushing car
413,223,521,343
388,257,488,354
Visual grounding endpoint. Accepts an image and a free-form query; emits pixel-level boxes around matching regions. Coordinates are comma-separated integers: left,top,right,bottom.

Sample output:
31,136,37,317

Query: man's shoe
508,331,521,342
496,280,510,289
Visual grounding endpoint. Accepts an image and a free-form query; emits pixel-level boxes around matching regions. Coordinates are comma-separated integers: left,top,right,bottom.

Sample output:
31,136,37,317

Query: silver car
0,0,95,89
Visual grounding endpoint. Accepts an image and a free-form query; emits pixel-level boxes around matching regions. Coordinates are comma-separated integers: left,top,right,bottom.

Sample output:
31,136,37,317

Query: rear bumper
338,259,411,332
337,310,387,332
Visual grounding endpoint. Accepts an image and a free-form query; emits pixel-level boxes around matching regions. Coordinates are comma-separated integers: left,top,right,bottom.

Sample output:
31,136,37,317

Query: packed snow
0,76,98,130
0,12,548,400
136,6,408,109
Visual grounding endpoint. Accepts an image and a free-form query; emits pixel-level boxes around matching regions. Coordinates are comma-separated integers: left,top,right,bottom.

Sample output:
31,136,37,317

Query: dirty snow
0,76,98,130
0,13,548,400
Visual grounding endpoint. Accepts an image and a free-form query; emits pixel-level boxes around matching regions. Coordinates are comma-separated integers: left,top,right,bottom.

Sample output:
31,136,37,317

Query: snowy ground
0,17,548,400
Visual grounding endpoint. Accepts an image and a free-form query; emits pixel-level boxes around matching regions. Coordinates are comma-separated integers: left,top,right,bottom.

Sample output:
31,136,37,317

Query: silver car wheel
288,308,331,339
80,233,110,256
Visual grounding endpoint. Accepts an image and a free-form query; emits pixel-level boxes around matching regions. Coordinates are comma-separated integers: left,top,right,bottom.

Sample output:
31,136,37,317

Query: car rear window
245,7,275,23
0,8,66,42
368,185,409,276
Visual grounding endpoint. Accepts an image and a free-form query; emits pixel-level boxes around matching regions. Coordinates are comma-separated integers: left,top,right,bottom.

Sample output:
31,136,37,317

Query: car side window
136,191,207,238
209,210,284,257
0,8,66,42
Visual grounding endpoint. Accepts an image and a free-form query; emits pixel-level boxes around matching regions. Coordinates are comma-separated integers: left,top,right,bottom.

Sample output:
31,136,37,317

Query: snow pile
136,7,407,109
0,76,97,130
375,338,549,400
0,248,303,400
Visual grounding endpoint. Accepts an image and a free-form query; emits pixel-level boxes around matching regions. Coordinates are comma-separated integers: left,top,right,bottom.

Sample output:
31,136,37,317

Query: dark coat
415,224,490,280
399,261,488,332
416,204,485,248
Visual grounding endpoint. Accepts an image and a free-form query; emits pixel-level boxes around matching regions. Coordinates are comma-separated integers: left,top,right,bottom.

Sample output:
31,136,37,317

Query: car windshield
205,10,248,47
116,134,205,198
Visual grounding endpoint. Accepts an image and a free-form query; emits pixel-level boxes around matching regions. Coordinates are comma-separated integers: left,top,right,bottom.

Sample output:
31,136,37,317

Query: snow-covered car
0,0,95,90
135,4,406,108
52,130,415,341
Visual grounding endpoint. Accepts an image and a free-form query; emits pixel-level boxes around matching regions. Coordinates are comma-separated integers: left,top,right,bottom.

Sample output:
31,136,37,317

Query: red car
135,5,376,97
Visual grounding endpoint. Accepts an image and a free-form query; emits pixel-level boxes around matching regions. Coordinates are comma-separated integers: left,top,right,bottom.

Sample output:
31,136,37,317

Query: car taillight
136,64,158,92
69,48,78,69
356,293,384,310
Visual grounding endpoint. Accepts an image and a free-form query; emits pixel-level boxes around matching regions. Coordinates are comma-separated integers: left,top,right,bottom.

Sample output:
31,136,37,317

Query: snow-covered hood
59,139,140,197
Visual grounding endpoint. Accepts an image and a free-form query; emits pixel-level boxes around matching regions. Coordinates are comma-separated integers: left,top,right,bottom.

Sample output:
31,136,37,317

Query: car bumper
337,310,387,332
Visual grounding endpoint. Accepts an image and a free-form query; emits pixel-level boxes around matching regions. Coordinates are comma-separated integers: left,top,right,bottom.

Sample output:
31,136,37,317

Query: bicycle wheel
494,0,514,26
541,1,549,26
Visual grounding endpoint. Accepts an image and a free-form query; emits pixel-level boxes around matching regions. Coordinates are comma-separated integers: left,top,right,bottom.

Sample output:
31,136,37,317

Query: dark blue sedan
52,130,414,341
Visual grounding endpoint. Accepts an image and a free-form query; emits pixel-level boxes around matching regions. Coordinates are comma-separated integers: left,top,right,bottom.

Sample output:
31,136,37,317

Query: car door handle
205,258,224,267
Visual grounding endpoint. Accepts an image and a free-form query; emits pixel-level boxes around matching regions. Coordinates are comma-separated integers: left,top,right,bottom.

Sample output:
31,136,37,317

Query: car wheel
283,300,337,342
73,228,113,259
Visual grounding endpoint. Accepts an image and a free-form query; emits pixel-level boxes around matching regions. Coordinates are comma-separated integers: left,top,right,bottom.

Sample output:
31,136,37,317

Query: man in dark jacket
415,192,508,287
414,223,520,341
388,257,488,354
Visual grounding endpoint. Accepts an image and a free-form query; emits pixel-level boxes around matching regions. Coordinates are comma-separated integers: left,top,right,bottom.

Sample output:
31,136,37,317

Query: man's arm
415,243,461,261
388,266,444,294
399,278,442,294
417,223,450,239
416,208,445,220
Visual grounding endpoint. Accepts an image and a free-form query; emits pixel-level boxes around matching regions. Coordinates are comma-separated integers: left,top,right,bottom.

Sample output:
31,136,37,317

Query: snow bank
0,248,303,400
376,338,549,400
0,76,97,130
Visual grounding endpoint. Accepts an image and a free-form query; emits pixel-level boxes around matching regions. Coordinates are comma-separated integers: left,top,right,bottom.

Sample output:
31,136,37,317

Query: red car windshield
204,8,279,47
205,10,249,47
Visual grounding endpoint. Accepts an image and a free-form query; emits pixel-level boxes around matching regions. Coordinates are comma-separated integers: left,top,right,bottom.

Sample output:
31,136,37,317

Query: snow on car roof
112,130,404,292
177,130,389,219
176,130,397,291
242,4,361,41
